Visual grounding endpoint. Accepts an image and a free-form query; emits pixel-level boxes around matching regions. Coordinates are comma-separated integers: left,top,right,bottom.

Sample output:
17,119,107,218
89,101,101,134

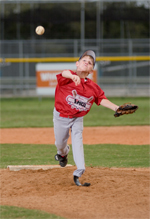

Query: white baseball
35,26,45,35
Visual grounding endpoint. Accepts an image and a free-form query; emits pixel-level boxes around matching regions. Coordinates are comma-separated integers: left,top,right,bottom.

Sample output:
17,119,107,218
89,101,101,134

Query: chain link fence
0,38,149,97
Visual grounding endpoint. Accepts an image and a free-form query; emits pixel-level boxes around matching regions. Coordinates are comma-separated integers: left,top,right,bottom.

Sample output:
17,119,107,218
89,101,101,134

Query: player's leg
53,108,70,157
71,117,90,186
71,117,85,177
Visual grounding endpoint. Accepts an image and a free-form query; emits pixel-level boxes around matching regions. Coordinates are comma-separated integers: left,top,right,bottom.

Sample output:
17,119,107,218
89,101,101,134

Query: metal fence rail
0,38,149,97
1,39,149,58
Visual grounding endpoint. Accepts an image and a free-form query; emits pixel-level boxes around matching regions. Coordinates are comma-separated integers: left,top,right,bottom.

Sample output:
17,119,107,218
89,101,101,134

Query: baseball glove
114,103,138,117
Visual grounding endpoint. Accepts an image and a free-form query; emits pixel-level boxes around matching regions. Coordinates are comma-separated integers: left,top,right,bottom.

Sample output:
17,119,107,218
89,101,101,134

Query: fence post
128,39,133,88
25,58,29,96
74,40,78,58
80,2,85,51
19,41,24,95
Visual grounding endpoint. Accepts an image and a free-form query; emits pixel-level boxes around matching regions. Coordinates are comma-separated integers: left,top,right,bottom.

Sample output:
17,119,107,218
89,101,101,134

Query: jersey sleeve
56,70,75,86
94,84,107,105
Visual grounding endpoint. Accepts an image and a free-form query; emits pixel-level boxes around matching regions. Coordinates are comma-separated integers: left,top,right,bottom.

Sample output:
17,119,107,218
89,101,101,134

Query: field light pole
96,1,103,56
1,2,5,40
80,1,85,52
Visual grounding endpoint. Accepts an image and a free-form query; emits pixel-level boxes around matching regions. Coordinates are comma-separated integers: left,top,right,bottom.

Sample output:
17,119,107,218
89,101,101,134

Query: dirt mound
1,167,149,219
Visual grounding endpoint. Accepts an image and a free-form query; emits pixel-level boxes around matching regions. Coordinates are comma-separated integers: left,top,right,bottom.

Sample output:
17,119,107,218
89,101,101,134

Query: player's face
76,56,94,73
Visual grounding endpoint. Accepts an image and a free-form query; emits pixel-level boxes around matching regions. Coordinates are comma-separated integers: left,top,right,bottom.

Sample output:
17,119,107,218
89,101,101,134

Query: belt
59,114,76,118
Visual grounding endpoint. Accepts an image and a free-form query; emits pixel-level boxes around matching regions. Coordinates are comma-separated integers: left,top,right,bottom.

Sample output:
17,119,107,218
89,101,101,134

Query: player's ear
76,61,79,67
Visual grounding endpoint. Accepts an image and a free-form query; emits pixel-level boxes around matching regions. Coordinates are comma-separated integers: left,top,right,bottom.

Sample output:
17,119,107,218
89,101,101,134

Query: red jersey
55,70,107,118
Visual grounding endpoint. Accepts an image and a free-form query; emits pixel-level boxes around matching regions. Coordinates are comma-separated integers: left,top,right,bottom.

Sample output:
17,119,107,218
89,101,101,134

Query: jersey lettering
66,90,93,111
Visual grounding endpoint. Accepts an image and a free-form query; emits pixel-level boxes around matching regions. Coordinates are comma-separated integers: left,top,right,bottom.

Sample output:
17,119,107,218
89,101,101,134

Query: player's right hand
71,75,81,86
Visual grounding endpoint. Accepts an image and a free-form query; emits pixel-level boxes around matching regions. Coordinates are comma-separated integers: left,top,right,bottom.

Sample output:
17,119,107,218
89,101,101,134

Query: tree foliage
1,2,149,40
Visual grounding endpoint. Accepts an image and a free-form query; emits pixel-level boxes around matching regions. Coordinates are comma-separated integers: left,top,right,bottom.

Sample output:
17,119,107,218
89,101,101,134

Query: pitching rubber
7,165,72,171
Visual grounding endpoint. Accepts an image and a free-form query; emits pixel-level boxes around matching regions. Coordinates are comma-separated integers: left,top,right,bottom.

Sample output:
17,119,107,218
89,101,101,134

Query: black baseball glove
114,103,138,117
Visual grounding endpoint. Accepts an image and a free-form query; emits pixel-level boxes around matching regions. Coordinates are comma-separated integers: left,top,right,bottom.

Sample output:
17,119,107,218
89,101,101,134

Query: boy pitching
53,50,119,186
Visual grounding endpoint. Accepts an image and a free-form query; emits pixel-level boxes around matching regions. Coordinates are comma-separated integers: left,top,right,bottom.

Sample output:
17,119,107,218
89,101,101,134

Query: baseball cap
79,50,96,67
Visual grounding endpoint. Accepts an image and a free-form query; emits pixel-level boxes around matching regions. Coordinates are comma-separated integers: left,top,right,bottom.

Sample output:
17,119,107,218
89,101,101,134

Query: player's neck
76,70,89,79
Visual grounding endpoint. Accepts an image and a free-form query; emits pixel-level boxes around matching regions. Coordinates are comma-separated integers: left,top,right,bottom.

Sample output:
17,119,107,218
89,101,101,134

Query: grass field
1,144,149,169
0,205,65,219
0,97,149,128
0,97,149,219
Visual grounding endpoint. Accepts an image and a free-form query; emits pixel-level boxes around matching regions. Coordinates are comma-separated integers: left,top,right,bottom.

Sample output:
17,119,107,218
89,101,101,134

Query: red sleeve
56,70,76,86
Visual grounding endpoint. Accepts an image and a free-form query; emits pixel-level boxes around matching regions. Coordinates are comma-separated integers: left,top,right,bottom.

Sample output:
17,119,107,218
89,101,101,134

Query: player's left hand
114,103,138,117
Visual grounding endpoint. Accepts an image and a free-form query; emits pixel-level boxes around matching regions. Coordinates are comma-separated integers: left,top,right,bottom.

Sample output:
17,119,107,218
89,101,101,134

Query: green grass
0,205,66,219
84,144,149,168
84,97,150,126
0,97,149,128
0,98,54,128
1,143,149,169
0,144,57,168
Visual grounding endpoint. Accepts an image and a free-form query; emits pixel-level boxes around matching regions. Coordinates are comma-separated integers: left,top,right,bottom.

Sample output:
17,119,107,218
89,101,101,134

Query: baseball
35,26,45,35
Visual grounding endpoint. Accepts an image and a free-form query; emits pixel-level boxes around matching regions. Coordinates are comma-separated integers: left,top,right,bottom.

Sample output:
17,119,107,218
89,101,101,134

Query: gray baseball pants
53,108,85,177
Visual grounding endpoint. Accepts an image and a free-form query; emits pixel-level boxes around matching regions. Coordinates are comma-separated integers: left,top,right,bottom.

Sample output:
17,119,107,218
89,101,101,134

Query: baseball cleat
54,145,70,167
54,154,68,167
73,176,91,187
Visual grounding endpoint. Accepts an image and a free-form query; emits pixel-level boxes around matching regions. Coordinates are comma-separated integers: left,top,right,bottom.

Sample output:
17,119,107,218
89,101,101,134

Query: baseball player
53,50,119,186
